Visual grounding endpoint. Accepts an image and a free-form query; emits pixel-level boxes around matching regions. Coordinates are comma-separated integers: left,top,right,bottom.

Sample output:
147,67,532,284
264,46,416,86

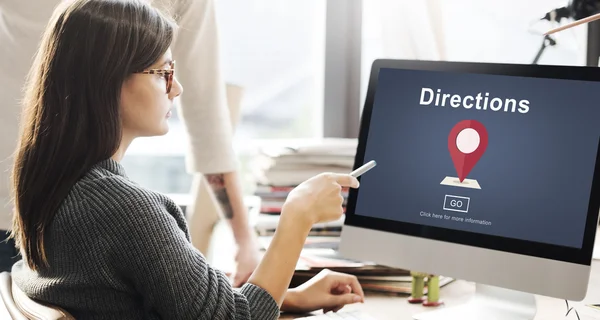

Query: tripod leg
532,40,547,64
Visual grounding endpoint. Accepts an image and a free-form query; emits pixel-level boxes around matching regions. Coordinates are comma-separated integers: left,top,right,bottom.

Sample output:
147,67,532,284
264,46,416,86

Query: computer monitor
339,59,600,320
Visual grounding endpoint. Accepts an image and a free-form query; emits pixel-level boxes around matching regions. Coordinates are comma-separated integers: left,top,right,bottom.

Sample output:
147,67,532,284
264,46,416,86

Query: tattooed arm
204,172,236,219
205,171,260,286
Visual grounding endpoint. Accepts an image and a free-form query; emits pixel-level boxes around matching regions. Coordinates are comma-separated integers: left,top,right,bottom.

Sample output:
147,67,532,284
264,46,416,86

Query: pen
545,12,600,35
350,160,377,178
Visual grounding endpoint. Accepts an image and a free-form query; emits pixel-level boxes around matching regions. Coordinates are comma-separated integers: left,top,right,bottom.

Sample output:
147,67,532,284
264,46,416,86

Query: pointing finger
329,173,359,188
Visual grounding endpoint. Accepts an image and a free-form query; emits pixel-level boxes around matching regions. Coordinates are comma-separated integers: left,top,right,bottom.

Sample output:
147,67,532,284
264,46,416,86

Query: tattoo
205,173,234,219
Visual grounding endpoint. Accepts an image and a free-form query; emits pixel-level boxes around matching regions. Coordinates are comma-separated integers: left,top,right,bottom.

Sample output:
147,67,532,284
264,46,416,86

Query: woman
9,0,364,319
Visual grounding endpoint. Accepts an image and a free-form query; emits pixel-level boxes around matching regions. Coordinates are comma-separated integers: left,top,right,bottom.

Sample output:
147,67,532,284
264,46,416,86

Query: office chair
0,272,74,320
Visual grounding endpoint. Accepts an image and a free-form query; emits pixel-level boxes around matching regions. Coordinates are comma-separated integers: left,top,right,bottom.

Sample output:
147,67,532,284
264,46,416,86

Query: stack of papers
253,214,344,236
250,138,356,221
252,138,357,187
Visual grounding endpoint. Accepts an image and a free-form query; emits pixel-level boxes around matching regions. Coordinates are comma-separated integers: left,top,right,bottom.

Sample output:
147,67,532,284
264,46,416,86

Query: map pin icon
448,120,488,182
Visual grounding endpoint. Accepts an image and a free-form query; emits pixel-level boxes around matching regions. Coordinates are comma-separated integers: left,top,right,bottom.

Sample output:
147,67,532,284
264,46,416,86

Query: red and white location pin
448,120,488,182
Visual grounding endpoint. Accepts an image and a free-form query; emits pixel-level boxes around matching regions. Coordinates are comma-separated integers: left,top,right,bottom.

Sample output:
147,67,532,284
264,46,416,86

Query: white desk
281,258,600,319
207,221,600,319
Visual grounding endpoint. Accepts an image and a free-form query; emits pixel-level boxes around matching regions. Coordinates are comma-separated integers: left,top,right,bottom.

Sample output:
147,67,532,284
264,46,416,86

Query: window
122,1,588,195
218,0,326,142
360,0,588,106
438,0,586,65
122,1,326,194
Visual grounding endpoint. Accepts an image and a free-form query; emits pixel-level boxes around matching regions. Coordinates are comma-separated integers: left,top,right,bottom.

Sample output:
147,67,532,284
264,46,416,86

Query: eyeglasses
138,60,175,94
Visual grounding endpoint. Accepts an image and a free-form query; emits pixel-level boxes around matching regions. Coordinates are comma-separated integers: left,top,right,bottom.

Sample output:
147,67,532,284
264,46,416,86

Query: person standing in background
0,0,260,285
165,0,261,287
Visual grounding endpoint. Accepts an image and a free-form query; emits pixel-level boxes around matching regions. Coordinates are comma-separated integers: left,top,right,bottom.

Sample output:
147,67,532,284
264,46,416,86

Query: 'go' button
443,195,470,213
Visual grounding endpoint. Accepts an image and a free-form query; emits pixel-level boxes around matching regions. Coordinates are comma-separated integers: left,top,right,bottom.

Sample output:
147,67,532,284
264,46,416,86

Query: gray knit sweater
11,159,280,319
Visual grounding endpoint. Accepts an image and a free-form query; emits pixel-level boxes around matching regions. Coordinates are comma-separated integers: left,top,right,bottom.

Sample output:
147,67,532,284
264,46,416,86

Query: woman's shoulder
74,164,148,201
62,161,180,222
52,160,191,249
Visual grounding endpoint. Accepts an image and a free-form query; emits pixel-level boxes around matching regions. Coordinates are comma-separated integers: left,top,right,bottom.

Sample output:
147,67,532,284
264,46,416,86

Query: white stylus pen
350,160,377,177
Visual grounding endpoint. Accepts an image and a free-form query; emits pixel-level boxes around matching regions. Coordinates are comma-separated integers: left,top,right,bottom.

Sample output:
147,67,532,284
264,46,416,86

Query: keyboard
296,310,377,319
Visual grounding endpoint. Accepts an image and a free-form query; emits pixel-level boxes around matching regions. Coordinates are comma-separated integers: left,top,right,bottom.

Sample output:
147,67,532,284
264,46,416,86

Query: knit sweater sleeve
84,177,279,320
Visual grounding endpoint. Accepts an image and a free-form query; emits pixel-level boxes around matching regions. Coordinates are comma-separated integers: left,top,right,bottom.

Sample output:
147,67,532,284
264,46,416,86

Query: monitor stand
413,283,537,320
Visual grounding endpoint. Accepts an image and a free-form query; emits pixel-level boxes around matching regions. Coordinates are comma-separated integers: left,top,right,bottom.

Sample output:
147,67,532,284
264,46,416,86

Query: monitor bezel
344,59,600,265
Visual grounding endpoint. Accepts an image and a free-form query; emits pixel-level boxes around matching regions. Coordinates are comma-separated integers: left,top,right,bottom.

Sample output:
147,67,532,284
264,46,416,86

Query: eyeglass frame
137,60,176,94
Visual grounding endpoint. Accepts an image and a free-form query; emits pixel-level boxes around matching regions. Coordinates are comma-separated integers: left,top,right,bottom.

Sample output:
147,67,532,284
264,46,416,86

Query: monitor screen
346,61,600,263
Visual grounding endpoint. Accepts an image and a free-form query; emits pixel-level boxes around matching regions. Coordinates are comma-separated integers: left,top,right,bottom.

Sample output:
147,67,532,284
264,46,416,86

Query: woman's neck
112,134,134,162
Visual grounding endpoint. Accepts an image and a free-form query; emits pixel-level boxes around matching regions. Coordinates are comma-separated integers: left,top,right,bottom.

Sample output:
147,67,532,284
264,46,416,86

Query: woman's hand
281,269,365,314
283,173,359,227
245,173,359,308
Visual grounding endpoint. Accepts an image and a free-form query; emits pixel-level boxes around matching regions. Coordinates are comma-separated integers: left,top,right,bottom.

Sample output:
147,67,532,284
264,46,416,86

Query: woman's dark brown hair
10,0,176,271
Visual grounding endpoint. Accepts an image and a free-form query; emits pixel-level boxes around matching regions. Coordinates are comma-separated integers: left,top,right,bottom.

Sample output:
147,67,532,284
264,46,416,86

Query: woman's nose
169,77,183,99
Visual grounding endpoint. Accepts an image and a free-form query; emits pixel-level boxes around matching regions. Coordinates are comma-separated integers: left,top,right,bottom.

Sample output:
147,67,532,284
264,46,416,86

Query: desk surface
206,222,600,319
280,259,600,319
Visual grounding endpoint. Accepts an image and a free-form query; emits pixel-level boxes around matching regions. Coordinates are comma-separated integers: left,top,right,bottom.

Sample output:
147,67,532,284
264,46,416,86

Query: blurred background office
121,0,589,196
2,0,597,273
